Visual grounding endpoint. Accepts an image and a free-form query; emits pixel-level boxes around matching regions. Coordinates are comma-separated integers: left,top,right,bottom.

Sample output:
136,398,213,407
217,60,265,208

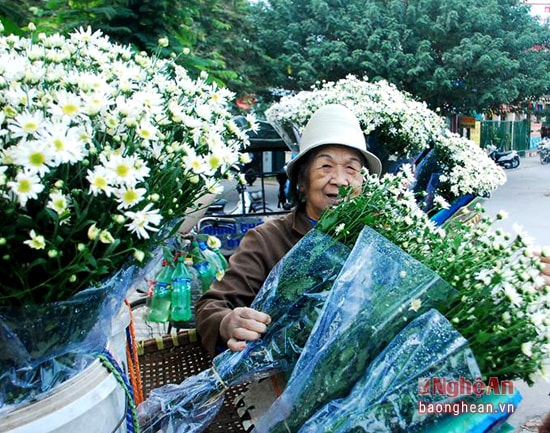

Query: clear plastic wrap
0,265,134,411
296,309,481,433
253,226,456,433
137,229,351,432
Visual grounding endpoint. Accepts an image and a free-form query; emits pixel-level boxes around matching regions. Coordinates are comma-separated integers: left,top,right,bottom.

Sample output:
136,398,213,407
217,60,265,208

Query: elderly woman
195,104,381,356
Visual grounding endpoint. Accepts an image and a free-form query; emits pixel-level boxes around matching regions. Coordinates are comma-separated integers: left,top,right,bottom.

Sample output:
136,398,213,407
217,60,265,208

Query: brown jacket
195,206,312,356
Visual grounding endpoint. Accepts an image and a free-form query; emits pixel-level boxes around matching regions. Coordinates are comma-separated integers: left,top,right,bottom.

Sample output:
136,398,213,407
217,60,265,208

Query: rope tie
211,365,229,390
125,300,144,405
97,349,140,433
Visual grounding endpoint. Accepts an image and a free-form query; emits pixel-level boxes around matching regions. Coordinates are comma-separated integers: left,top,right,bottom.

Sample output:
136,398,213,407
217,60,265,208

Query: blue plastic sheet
296,309,482,433
0,265,134,411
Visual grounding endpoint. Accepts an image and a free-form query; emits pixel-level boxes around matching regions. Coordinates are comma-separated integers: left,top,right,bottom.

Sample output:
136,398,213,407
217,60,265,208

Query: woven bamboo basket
136,329,251,432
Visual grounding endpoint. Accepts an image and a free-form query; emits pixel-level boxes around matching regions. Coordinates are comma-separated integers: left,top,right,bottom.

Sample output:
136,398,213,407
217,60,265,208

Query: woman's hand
219,307,271,352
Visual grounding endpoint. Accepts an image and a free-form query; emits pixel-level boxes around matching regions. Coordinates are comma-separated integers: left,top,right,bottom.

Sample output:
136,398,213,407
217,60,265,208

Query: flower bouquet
0,26,255,407
137,221,459,433
315,168,550,383
265,75,506,214
293,309,522,433
254,225,455,433
296,309,485,433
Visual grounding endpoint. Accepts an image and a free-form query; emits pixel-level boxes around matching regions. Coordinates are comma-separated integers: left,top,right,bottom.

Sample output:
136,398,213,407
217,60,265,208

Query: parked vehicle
538,138,550,165
206,183,271,216
486,144,520,169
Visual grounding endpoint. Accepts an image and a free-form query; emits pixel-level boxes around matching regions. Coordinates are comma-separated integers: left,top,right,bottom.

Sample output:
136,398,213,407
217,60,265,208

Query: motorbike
486,144,520,169
205,183,271,216
538,138,550,165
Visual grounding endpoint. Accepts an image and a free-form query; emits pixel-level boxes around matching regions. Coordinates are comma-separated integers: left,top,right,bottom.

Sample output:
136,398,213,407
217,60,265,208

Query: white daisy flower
47,190,69,214
23,229,46,250
40,124,87,165
8,110,45,138
104,153,141,187
136,119,158,141
48,90,83,119
86,166,114,197
503,283,523,307
124,203,162,239
7,171,44,207
185,152,207,174
10,139,54,176
114,186,147,209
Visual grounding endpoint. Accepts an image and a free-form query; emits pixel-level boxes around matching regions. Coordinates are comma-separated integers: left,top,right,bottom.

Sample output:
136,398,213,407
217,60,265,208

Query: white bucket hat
285,104,382,178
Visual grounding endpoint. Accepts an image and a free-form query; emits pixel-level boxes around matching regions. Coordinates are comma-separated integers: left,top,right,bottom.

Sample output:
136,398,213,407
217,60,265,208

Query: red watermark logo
417,377,517,416
418,377,514,398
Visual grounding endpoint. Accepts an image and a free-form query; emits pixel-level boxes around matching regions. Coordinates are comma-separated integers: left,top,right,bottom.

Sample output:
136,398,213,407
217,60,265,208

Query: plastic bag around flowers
137,229,351,433
253,226,457,433
296,309,481,433
0,265,135,411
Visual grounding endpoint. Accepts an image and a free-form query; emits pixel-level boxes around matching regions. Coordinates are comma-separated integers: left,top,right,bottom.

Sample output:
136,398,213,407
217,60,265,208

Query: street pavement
481,155,550,432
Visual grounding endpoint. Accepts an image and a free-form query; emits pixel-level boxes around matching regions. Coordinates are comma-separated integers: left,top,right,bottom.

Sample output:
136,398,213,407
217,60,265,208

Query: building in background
523,1,550,24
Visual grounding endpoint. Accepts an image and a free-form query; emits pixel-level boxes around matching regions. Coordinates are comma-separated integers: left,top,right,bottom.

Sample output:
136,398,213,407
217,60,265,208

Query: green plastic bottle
200,241,226,281
190,240,216,293
148,260,173,323
170,256,192,322
203,240,228,279
184,256,202,326
213,248,228,271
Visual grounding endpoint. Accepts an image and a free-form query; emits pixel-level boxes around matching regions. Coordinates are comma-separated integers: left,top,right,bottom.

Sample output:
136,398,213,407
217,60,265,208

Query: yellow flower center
62,103,78,116
18,179,31,193
52,198,65,212
209,155,221,170
23,121,38,134
53,138,64,150
93,177,108,189
123,189,138,203
29,152,46,167
139,129,152,139
116,164,130,177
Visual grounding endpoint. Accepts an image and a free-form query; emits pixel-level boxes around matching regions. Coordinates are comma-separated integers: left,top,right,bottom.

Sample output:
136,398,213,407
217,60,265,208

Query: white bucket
0,359,127,433
0,304,133,433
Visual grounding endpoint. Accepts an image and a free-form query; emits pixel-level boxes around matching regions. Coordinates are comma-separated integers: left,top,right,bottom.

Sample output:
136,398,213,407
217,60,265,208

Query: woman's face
302,145,365,221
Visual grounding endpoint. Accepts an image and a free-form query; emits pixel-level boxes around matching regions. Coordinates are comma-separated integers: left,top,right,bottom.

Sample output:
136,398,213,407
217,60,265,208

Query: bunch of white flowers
0,27,256,305
266,75,506,209
317,168,550,384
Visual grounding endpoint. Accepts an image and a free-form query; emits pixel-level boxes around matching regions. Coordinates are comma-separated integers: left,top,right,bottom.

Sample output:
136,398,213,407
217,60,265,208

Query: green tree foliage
0,0,42,34
249,0,550,114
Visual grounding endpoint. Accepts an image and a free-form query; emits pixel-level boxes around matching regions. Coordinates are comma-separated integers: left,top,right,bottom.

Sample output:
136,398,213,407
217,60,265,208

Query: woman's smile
304,145,364,221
